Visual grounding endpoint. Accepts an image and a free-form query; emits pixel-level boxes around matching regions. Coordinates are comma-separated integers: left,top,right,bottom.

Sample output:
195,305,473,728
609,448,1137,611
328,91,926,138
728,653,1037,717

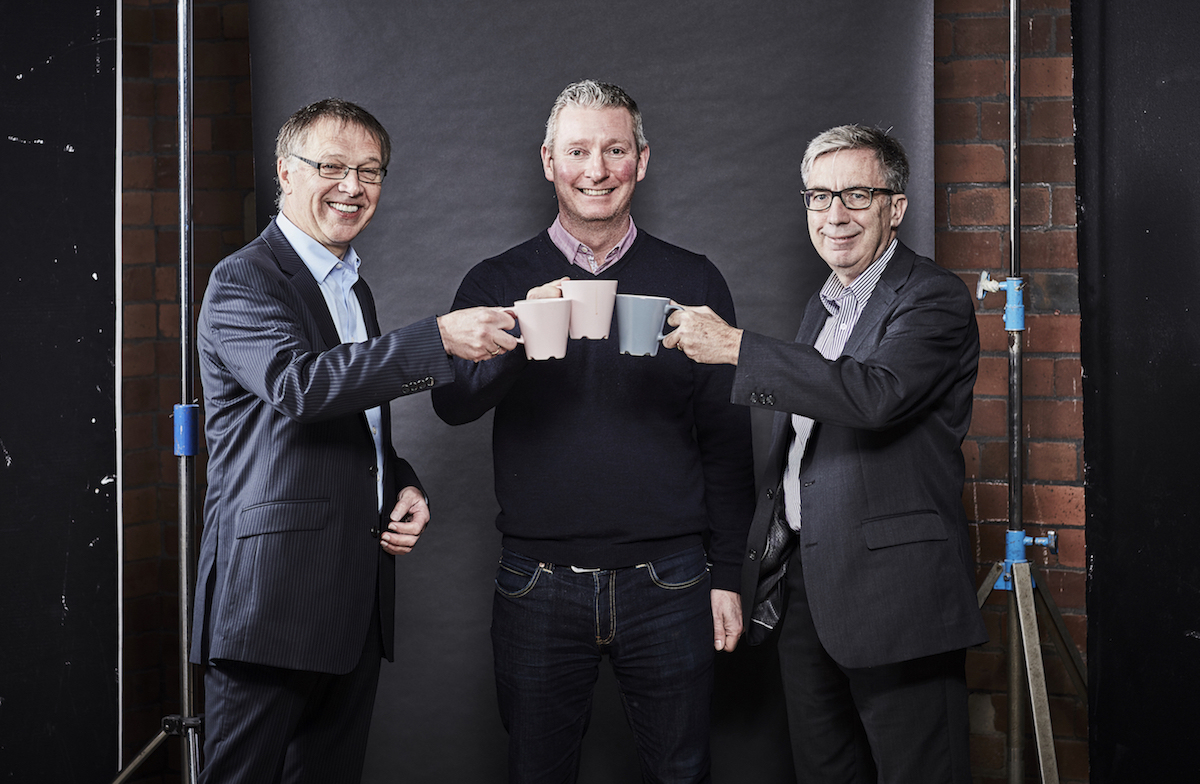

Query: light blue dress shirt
277,213,386,511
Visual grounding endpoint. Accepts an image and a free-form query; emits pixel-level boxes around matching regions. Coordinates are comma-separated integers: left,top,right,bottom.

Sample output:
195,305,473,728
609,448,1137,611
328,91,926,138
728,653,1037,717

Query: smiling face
541,106,649,241
806,147,908,285
278,117,383,258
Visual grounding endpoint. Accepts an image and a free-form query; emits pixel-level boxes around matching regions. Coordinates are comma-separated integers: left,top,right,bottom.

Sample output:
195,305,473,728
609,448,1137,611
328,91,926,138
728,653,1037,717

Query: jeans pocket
644,548,710,591
495,554,542,598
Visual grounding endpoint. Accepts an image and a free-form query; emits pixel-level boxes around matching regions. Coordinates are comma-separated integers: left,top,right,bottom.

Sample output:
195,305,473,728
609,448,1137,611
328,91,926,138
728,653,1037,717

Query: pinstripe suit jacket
735,242,988,669
190,219,454,674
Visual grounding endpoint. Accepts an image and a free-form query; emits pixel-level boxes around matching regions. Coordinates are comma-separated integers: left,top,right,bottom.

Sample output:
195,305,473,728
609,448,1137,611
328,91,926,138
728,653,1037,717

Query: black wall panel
1075,1,1200,780
0,2,119,780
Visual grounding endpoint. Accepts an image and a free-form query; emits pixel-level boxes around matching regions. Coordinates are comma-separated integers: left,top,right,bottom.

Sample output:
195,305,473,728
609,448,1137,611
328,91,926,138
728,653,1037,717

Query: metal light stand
972,3,1087,783
113,0,203,781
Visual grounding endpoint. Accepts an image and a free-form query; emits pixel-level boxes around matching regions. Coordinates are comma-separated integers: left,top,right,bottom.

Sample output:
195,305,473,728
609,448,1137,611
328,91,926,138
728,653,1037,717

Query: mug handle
503,308,524,345
657,303,685,342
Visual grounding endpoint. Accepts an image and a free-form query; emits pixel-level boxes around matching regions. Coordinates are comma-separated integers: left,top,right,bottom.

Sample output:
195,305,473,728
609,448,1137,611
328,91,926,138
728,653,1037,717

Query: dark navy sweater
431,229,755,591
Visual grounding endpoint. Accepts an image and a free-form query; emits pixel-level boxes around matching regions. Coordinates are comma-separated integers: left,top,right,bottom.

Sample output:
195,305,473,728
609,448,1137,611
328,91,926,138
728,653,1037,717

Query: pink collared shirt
548,216,638,275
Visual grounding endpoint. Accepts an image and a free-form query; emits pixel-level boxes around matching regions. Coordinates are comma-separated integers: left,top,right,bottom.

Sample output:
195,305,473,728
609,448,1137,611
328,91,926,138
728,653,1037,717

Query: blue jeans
492,546,715,784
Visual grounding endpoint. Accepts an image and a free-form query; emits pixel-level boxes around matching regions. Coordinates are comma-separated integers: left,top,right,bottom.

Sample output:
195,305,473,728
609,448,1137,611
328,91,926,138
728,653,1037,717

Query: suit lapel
842,242,915,358
263,220,343,350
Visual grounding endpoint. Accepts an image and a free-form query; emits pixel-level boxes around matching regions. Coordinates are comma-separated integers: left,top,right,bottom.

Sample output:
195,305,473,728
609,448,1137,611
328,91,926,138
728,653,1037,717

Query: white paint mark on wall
0,439,11,467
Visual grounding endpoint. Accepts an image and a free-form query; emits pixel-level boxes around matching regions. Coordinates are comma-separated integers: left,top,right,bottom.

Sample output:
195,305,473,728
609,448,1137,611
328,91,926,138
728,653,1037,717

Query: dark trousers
491,546,715,784
199,609,383,784
776,549,971,784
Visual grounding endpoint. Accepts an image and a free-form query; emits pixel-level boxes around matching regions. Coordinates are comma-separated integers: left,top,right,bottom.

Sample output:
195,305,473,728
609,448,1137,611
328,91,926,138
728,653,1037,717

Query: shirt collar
819,238,897,316
276,212,361,285
548,216,638,274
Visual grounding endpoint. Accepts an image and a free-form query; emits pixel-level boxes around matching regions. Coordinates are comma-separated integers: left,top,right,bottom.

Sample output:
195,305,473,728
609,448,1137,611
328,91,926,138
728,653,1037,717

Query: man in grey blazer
191,98,518,783
664,125,987,783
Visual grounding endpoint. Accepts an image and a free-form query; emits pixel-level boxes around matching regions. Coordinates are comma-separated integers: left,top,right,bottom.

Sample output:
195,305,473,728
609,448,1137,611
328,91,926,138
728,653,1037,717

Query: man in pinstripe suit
190,99,518,784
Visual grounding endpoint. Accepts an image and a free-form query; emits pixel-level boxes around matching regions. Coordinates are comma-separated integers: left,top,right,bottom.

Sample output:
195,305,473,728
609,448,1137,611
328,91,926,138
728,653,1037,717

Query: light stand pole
112,0,202,781
974,2,1087,783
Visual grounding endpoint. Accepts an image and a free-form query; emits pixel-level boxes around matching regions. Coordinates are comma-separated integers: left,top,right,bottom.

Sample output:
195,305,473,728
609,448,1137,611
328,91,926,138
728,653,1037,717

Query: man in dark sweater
431,80,755,784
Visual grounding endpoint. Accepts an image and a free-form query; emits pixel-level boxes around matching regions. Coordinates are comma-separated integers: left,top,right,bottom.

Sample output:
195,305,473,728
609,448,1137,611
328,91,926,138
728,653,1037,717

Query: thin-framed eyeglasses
291,154,386,184
803,187,896,211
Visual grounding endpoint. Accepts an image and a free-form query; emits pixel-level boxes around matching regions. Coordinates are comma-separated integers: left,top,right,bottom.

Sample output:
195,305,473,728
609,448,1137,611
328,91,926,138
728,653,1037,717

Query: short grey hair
275,98,391,208
543,80,647,153
801,125,909,194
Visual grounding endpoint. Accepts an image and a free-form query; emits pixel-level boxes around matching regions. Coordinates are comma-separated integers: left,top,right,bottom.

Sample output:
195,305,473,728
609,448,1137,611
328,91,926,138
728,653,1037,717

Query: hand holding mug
662,304,743,365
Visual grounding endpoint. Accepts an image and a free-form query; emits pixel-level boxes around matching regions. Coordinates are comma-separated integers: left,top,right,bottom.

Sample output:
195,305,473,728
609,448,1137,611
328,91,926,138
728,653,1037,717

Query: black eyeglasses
291,154,386,184
803,187,896,211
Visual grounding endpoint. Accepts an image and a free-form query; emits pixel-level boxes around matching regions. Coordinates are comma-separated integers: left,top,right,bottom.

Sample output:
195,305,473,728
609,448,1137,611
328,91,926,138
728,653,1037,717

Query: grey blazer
190,219,453,674
735,242,988,669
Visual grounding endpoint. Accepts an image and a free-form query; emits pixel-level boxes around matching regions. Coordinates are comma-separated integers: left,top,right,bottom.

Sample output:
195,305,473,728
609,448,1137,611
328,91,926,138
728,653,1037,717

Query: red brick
194,81,234,116
122,44,151,80
1021,185,1051,226
1024,14,1055,55
194,5,224,40
154,266,178,302
1028,441,1080,482
935,103,979,142
1026,313,1081,352
1055,14,1072,55
937,229,1003,270
1021,143,1076,183
980,102,1007,142
975,313,1007,351
1051,185,1076,227
122,485,156,526
123,6,153,44
1024,356,1054,396
150,42,178,80
978,441,1008,480
948,187,1007,226
123,228,155,266
963,481,1008,523
1036,566,1086,610
1054,358,1083,398
122,342,156,378
935,0,1006,13
936,143,1007,183
123,265,154,302
123,154,154,190
934,19,954,58
195,41,251,78
968,398,1007,438
1024,484,1085,529
1029,99,1074,140
1021,229,1077,269
1021,56,1073,97
955,17,1008,56
962,440,980,478
935,60,1007,101
124,302,157,338
974,356,1008,397
1026,398,1083,439
124,81,155,117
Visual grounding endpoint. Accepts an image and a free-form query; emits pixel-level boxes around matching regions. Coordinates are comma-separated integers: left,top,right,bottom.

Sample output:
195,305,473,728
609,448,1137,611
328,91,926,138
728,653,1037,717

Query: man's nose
584,154,609,181
338,171,366,195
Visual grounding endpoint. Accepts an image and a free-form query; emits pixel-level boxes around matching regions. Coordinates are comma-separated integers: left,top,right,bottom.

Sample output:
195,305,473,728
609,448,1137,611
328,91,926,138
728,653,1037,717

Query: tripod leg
1030,565,1088,703
112,730,168,784
978,561,1005,609
1013,562,1059,784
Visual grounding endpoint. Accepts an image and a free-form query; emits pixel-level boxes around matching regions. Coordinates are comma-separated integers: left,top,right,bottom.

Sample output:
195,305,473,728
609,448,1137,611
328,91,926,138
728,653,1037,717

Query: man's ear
889,193,908,228
541,145,555,183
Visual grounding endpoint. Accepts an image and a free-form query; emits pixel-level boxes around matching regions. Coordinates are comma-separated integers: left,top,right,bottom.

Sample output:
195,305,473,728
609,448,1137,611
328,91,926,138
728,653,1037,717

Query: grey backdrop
247,1,933,780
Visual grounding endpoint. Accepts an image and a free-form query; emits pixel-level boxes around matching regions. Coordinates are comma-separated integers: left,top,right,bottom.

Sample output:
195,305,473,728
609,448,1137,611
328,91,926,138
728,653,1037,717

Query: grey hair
275,98,391,208
801,125,909,194
543,80,647,153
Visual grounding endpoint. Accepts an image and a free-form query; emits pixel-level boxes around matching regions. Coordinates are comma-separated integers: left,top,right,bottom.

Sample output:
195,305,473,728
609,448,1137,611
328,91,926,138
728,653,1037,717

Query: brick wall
121,1,251,778
120,1,1086,780
935,0,1087,781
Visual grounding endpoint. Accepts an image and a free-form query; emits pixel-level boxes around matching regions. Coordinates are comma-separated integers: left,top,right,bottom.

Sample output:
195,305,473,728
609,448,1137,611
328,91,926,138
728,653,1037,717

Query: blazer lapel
263,220,343,350
842,241,915,358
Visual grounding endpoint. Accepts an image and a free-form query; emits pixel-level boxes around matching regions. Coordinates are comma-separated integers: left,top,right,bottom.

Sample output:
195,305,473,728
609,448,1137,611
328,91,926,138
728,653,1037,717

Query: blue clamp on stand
993,529,1058,591
173,403,199,456
976,270,1025,331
